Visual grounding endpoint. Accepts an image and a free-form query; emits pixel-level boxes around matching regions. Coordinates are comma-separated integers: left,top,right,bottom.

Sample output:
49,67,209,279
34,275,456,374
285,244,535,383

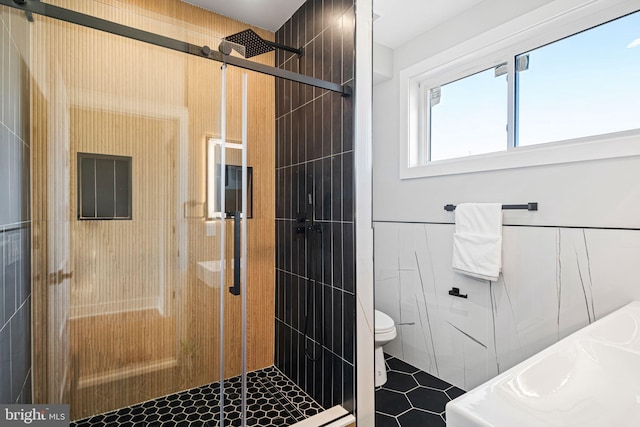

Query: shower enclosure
0,0,356,424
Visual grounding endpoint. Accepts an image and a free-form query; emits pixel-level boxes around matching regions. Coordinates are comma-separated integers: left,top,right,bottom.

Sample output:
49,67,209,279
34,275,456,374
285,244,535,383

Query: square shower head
222,29,274,58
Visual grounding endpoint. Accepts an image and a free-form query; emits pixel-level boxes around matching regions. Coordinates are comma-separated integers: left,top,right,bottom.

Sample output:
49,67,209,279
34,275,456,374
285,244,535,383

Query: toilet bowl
374,309,397,387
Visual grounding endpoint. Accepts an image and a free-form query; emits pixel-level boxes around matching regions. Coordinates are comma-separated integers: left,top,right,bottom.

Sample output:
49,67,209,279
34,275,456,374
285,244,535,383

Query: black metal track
0,0,351,96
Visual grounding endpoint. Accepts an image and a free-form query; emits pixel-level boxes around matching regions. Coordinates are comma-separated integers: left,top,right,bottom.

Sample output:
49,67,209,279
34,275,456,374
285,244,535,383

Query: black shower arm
265,40,303,56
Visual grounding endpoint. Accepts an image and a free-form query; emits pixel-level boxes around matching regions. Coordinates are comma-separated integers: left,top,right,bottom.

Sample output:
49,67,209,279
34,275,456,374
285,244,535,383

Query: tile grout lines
375,354,466,427
70,365,324,427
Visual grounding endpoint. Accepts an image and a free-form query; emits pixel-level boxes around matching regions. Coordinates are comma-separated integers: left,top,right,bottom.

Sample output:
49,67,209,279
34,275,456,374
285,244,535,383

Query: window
78,153,132,220
402,4,640,178
428,66,508,161
516,12,640,146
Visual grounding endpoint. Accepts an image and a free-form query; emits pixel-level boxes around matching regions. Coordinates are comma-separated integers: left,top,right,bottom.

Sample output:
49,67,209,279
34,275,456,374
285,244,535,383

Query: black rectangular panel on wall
78,153,132,220
274,0,356,413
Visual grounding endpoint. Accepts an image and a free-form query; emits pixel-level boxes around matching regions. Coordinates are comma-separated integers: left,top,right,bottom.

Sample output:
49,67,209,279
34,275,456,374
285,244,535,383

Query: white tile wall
374,222,640,391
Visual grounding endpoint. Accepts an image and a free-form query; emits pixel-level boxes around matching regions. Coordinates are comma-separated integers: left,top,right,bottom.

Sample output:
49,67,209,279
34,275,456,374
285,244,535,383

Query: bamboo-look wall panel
69,109,179,317
179,57,276,389
29,0,275,420
68,107,179,416
182,55,275,384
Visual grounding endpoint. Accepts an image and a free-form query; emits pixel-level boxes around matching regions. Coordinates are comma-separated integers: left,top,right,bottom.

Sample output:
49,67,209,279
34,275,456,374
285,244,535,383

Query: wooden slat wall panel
30,0,275,420
70,110,179,315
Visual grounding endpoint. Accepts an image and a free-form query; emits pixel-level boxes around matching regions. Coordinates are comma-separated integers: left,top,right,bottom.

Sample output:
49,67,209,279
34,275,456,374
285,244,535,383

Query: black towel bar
444,202,538,212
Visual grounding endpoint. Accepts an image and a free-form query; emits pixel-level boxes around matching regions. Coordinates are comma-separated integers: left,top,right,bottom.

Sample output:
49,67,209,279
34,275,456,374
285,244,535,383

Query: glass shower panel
28,7,231,422
9,0,282,423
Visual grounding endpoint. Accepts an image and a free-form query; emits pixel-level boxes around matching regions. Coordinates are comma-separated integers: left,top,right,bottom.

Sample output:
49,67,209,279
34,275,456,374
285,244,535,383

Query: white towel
452,203,503,281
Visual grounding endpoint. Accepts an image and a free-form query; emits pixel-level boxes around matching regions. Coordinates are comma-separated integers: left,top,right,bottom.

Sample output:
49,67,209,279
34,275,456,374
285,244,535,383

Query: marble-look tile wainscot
374,222,640,390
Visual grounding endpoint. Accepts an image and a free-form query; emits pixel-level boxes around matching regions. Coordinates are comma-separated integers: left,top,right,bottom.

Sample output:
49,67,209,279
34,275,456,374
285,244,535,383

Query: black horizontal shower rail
444,202,538,212
1,0,351,97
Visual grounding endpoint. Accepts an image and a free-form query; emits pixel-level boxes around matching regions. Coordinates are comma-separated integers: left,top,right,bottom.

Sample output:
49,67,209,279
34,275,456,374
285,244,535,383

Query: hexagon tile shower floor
71,366,323,426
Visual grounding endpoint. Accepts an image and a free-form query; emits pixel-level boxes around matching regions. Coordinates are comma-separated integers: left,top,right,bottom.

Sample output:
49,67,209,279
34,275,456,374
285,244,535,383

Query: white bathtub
446,301,640,427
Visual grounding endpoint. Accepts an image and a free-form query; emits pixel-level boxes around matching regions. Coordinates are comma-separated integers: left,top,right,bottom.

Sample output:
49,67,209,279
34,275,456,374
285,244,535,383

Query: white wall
373,0,640,229
373,0,640,390
372,42,392,85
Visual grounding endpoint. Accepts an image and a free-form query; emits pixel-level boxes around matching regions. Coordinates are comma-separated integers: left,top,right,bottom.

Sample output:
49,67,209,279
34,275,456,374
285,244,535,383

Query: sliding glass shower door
25,2,272,424
32,13,220,419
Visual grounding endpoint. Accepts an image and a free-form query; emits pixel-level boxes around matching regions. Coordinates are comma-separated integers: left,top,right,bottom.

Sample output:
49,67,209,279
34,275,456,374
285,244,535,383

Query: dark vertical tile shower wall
274,0,356,412
0,8,32,405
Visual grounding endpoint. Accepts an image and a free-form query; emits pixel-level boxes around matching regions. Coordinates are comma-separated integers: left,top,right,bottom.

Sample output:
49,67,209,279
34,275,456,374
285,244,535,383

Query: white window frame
399,0,640,179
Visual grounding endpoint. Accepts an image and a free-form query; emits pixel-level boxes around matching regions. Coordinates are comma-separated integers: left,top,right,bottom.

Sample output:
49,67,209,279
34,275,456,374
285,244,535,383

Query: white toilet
374,309,397,387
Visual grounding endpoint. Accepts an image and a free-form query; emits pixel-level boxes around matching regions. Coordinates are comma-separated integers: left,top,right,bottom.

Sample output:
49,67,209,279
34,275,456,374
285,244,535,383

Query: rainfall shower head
221,29,272,58
219,28,303,59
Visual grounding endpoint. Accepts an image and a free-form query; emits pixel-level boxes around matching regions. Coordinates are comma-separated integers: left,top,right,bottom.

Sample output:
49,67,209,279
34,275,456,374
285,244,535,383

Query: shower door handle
229,211,241,296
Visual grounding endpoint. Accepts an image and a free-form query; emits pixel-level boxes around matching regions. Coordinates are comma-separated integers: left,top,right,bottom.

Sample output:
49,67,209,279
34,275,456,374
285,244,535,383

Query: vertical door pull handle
229,211,241,296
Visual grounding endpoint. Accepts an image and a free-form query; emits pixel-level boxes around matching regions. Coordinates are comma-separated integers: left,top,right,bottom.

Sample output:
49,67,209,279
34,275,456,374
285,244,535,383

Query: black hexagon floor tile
386,357,421,374
376,354,467,427
375,389,412,416
398,408,446,427
414,370,453,391
384,371,419,393
407,387,453,413
376,412,401,427
446,386,466,400
70,365,322,427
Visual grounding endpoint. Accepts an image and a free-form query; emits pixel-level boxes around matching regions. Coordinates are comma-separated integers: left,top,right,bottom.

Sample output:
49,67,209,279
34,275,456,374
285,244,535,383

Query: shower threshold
71,366,324,426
